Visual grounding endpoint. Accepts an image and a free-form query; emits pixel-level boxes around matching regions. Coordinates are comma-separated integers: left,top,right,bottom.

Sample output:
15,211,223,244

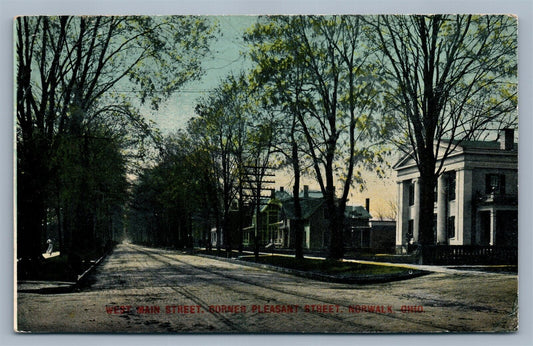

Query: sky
142,15,398,217
144,16,258,132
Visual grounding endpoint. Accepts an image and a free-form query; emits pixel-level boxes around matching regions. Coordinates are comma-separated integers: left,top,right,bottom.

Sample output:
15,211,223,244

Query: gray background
2,0,531,345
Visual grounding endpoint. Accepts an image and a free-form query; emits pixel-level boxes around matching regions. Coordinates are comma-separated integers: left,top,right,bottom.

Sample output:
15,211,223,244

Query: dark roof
345,205,372,219
395,138,517,170
299,190,324,199
275,190,292,201
281,197,325,220
281,197,372,221
441,139,518,151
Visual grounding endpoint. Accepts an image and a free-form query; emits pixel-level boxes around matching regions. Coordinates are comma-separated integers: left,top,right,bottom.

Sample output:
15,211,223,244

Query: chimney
500,128,515,151
280,186,284,192
365,198,370,213
303,185,309,198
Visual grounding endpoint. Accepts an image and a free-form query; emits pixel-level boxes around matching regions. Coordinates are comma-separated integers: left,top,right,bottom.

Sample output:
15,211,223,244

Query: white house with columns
393,129,518,254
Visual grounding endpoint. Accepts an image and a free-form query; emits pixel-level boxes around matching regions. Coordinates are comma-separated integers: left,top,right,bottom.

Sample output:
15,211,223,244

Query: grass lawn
17,255,78,282
18,249,107,282
239,255,418,278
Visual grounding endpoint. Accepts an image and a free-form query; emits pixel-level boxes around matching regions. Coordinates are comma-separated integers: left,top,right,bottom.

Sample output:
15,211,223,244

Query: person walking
46,239,53,255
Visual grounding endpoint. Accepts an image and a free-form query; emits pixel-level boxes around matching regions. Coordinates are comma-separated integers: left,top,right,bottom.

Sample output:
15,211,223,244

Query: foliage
368,15,517,246
186,74,279,254
369,15,517,161
245,15,388,259
128,132,213,248
241,255,415,276
15,15,218,261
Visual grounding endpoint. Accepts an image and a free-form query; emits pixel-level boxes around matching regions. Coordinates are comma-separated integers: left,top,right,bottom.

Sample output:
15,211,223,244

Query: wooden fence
422,245,518,265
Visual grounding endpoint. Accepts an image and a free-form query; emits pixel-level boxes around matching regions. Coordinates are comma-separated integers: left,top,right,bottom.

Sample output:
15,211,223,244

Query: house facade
344,205,373,249
394,129,518,254
245,186,374,251
260,186,329,250
367,219,396,253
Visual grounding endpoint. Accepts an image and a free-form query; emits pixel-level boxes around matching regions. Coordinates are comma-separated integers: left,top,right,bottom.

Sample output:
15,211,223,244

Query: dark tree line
127,133,217,248
16,15,217,275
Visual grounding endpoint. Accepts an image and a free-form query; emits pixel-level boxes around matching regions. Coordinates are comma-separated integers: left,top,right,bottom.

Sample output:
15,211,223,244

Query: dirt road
16,243,518,333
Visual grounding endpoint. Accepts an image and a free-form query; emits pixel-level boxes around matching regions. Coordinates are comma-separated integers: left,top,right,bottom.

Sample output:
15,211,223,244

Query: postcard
15,14,518,333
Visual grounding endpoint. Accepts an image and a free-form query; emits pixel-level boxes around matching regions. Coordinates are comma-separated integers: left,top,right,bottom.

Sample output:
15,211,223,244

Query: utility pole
240,164,275,261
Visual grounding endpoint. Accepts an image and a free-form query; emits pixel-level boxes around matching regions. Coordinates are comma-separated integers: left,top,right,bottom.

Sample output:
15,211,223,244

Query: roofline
393,140,517,172
392,150,416,170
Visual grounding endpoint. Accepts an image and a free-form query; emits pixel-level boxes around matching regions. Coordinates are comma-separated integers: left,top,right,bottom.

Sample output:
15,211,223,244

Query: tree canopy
16,15,218,267
245,15,388,259
368,14,517,247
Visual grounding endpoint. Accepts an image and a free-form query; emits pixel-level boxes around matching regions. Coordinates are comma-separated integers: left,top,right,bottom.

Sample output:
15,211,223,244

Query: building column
396,182,404,247
436,174,447,244
396,181,409,252
413,179,420,242
474,211,480,245
490,209,497,246
456,169,473,245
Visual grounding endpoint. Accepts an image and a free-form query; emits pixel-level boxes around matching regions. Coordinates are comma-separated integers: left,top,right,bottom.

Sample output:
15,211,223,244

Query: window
485,174,506,194
433,213,438,241
362,229,370,248
447,216,455,239
408,181,415,206
447,173,456,201
407,219,414,242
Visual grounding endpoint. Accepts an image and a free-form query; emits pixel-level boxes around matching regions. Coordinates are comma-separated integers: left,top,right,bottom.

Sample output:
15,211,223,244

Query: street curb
195,253,430,284
17,252,110,294
74,252,109,289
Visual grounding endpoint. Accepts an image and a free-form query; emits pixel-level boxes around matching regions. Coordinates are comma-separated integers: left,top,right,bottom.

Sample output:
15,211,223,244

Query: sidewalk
200,248,517,276
342,258,517,275
42,251,60,259
17,251,107,293
17,280,76,294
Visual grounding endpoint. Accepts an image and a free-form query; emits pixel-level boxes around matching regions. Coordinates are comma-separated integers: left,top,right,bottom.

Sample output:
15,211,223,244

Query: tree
53,122,129,257
369,15,517,249
191,74,277,256
246,40,308,259
16,15,217,262
128,132,212,249
193,77,246,253
246,15,386,259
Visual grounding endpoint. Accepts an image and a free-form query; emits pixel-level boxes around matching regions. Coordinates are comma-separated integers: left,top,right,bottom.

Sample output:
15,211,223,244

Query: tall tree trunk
17,137,48,263
418,173,437,246
326,186,344,260
291,141,304,260
417,158,437,264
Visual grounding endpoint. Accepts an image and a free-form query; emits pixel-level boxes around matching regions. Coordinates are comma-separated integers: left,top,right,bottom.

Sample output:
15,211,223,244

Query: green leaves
16,15,219,257
373,14,517,156
246,16,386,192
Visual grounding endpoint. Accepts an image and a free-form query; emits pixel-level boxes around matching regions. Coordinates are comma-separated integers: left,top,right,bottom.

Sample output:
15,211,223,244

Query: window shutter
485,174,492,194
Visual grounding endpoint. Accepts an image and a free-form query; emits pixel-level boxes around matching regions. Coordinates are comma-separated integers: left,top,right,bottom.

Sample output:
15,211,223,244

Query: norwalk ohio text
105,304,425,315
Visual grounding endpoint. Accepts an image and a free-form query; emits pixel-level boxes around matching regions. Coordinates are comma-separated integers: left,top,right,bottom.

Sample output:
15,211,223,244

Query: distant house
242,189,287,248
205,204,254,250
393,129,518,256
344,201,396,253
344,204,372,249
279,186,330,249
246,185,375,251
243,186,329,249
368,219,396,253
